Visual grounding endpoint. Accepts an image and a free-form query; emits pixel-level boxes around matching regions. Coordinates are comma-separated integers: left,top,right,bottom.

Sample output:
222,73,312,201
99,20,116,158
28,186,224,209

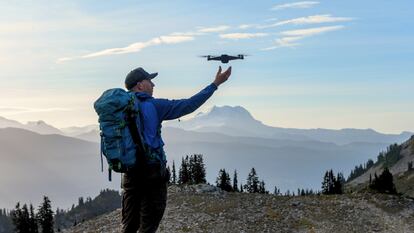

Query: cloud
83,35,194,58
57,34,194,62
262,25,345,50
264,18,279,22
219,33,268,40
271,1,319,10
57,25,232,63
262,37,302,50
197,25,230,33
238,24,256,29
170,31,205,36
258,14,354,29
281,25,345,37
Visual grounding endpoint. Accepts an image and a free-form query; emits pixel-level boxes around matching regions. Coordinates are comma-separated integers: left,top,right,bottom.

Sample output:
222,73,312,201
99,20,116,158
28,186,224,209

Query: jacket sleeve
153,83,218,121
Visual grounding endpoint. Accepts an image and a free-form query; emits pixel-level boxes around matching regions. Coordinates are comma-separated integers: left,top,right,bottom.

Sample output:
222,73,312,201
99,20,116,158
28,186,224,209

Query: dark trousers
121,165,169,233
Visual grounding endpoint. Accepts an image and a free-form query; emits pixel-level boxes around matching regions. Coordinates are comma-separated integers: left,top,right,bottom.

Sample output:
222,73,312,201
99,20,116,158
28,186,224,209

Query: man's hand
213,66,232,87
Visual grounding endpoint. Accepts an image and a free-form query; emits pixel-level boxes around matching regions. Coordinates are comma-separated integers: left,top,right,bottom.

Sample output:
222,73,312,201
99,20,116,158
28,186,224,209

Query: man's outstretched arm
154,66,232,121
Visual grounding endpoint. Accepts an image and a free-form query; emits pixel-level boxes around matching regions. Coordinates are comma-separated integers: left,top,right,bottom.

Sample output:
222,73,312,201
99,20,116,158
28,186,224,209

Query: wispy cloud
219,33,268,40
238,24,256,29
258,14,354,29
57,25,232,63
197,25,230,33
281,25,345,37
271,1,319,10
57,35,194,63
264,18,279,22
170,31,205,36
262,25,345,50
262,37,302,50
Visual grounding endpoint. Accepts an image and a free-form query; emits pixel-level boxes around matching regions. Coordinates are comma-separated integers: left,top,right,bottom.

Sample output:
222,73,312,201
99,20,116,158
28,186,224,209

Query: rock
63,185,414,233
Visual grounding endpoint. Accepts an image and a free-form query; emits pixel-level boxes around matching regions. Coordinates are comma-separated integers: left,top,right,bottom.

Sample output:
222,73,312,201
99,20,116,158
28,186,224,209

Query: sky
0,0,413,133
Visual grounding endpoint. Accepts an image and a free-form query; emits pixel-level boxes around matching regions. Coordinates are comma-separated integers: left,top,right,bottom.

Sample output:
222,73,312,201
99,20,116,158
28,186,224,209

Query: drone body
201,54,246,63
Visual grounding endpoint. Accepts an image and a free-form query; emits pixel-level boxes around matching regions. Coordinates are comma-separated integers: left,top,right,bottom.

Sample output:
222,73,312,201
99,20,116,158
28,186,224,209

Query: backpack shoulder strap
127,93,147,169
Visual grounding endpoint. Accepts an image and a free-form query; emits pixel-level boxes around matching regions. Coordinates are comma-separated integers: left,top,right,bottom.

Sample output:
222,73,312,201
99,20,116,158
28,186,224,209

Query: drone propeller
198,55,212,58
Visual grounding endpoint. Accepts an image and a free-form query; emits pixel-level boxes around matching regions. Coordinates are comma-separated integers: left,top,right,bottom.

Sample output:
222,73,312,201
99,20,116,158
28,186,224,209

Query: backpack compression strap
126,99,148,170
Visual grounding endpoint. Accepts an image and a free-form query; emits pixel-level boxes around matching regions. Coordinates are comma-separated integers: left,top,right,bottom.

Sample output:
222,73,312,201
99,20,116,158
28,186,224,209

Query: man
122,66,232,233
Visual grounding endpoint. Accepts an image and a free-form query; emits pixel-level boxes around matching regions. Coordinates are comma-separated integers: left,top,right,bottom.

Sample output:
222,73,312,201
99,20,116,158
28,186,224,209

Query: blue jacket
134,83,218,162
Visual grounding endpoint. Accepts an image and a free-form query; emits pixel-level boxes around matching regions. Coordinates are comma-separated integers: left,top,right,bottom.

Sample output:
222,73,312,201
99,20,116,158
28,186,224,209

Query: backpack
93,88,147,181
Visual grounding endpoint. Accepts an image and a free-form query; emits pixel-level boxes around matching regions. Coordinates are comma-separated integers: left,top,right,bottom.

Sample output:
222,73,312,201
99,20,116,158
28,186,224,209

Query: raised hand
213,66,232,87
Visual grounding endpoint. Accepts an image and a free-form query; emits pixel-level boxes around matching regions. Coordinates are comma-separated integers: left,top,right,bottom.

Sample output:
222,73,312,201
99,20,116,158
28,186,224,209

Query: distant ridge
1,106,412,145
165,105,413,145
0,127,120,210
0,116,63,135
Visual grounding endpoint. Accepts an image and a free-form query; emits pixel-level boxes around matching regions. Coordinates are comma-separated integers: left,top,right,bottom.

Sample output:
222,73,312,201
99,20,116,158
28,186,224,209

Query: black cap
125,67,158,90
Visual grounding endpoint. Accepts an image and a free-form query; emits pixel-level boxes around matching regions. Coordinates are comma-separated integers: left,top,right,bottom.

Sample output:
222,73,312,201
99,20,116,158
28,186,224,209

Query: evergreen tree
245,167,259,193
240,183,244,193
216,169,233,192
12,202,26,233
322,169,342,195
189,154,206,184
188,155,196,184
178,156,190,184
333,172,345,194
232,170,239,192
321,170,330,194
258,180,267,194
12,203,38,233
21,204,31,233
172,160,177,184
285,190,291,196
29,204,38,233
78,197,84,206
273,186,280,196
37,196,54,233
369,168,397,194
366,159,374,169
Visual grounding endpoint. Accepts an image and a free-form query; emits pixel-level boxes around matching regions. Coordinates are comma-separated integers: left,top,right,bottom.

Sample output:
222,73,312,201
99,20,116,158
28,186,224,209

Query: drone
200,54,248,63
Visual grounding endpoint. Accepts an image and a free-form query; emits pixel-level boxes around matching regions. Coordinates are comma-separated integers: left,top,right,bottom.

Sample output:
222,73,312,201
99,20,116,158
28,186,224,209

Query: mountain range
1,105,412,209
164,106,412,145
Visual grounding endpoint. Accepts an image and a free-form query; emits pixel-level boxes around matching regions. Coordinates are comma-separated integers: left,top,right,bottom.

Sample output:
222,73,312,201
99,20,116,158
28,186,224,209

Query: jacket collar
133,91,154,101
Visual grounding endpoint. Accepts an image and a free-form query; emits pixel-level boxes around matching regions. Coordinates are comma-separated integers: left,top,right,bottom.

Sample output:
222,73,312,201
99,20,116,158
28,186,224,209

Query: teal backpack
94,88,146,181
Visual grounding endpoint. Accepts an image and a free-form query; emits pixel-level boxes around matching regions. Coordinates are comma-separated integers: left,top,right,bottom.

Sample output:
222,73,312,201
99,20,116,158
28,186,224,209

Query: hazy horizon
1,104,413,135
0,0,413,133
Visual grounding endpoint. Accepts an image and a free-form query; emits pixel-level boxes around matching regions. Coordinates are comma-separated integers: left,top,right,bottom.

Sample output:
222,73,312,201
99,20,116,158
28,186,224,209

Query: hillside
63,184,414,233
347,135,414,197
0,127,121,210
0,127,391,210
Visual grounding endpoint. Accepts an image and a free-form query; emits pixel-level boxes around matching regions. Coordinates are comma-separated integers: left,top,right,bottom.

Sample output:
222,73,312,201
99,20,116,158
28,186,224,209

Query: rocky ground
63,184,414,233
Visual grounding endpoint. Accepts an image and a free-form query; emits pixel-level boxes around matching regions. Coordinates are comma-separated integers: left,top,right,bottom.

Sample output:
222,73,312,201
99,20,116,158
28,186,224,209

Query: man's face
137,79,155,96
